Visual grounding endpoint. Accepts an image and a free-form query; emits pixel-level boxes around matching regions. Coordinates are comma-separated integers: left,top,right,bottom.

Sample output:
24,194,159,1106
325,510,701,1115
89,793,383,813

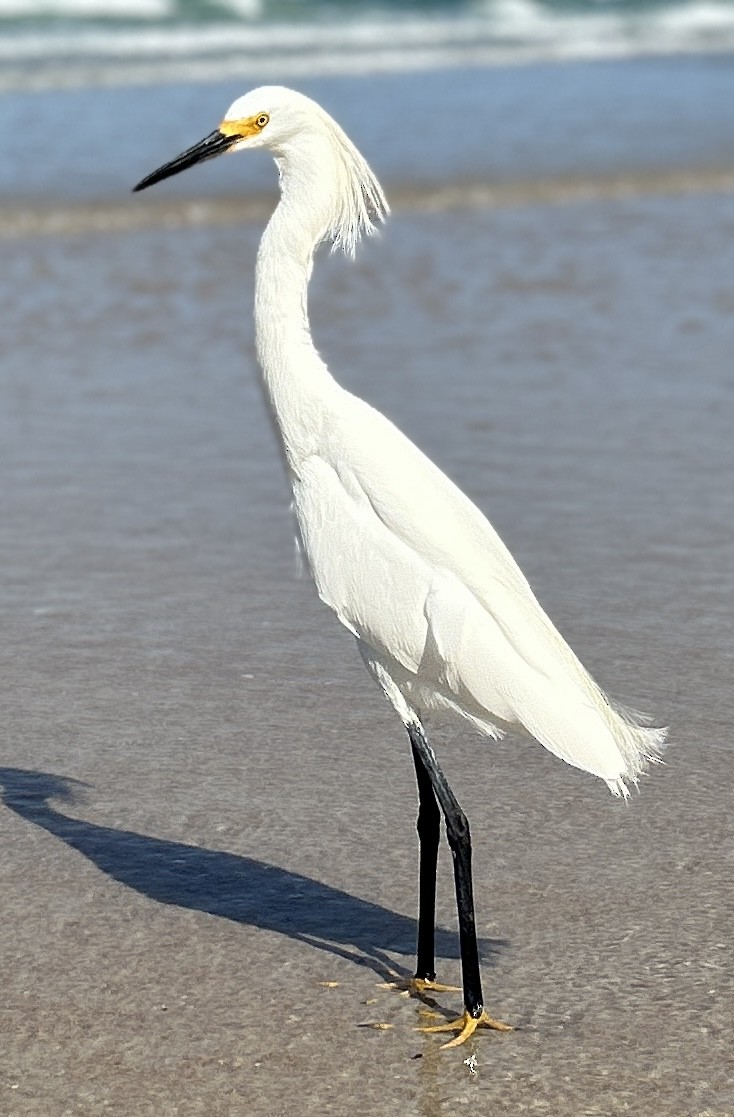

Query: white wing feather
291,389,665,794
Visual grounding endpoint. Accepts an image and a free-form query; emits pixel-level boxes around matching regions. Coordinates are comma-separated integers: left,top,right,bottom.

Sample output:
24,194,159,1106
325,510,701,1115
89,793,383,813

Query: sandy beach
2,57,734,1115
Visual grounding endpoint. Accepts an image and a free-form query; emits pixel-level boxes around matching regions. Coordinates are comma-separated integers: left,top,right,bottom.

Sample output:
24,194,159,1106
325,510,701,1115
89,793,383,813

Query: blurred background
4,0,734,90
2,0,734,204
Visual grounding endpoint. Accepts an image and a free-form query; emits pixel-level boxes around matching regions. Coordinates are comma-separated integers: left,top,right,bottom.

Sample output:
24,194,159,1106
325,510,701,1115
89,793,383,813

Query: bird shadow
0,767,506,987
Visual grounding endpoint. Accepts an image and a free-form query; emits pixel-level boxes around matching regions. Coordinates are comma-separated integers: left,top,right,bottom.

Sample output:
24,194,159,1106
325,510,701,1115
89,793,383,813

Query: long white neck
253,119,387,474
254,148,340,473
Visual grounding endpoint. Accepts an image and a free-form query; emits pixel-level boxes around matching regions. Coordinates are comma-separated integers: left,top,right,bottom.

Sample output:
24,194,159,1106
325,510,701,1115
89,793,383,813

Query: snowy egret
134,86,666,1047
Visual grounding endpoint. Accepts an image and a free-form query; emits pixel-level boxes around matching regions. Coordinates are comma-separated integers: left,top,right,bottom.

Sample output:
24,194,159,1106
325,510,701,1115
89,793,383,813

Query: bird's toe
419,1008,513,1048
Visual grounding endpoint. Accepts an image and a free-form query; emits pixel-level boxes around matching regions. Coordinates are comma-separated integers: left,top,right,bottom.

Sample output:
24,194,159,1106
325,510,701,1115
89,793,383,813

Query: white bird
133,86,666,1047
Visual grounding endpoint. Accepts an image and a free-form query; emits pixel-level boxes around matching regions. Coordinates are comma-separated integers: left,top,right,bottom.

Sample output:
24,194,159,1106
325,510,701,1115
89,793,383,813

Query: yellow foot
410,977,462,996
420,1008,513,1048
377,977,461,997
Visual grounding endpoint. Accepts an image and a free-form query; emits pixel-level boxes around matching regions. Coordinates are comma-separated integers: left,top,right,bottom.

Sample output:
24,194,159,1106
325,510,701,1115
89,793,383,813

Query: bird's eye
256,114,269,129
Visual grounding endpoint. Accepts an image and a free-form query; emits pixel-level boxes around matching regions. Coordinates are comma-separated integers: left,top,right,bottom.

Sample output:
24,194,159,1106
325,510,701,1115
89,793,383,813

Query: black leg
411,736,440,982
407,720,484,1020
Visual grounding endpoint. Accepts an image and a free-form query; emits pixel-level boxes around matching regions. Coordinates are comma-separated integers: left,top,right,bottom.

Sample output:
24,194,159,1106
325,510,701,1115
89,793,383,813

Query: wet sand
2,64,734,1117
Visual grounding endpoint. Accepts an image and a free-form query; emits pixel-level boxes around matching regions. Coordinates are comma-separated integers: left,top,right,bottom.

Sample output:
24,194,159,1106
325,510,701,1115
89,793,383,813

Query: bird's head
132,86,296,192
133,85,388,254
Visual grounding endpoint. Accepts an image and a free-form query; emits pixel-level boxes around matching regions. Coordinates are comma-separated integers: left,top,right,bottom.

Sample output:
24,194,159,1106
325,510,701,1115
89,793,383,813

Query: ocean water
3,0,734,208
3,0,734,91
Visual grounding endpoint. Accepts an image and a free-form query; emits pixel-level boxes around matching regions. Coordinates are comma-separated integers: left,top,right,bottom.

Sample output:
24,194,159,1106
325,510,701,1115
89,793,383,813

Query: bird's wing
292,391,579,684
292,392,656,789
293,439,627,784
328,394,613,691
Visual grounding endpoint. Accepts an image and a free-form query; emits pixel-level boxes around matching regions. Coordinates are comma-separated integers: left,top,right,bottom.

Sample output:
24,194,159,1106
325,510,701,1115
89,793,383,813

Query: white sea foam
0,0,172,15
1,2,734,90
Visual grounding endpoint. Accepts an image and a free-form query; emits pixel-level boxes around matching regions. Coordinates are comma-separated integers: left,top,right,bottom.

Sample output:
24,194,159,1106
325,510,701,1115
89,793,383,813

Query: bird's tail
592,697,668,797
511,662,668,799
498,589,669,797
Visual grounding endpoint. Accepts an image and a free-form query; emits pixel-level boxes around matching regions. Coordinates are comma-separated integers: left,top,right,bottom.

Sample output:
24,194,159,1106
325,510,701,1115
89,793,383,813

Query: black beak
132,129,238,192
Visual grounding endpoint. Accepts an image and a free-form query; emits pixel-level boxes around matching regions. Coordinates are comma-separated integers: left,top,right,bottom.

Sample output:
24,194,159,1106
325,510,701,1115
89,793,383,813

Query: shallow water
3,55,734,207
2,141,734,1111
